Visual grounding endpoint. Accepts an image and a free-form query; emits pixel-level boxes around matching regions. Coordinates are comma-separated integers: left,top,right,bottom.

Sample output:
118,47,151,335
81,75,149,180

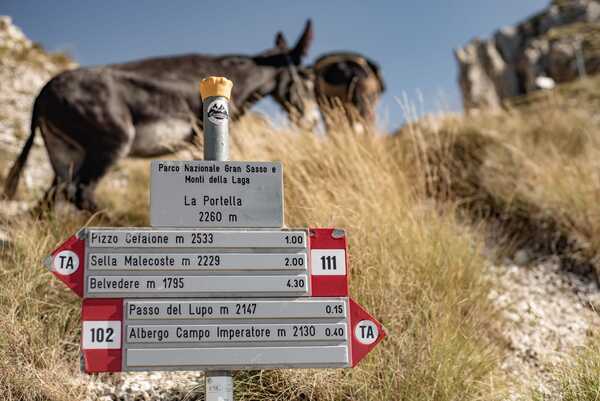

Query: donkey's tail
4,97,40,199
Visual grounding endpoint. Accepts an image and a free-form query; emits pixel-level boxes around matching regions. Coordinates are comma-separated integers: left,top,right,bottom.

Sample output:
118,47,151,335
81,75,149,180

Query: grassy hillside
2,74,600,399
455,76,600,279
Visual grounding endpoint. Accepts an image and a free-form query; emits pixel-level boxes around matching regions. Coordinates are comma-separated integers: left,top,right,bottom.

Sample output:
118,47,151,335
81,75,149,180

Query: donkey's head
251,20,319,128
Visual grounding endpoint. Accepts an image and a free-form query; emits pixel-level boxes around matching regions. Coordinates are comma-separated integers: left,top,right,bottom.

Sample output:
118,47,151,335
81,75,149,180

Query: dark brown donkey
4,20,314,211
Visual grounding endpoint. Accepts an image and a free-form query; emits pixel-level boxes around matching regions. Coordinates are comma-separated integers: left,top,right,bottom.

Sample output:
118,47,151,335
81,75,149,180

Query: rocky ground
79,372,204,401
456,0,600,111
488,254,600,398
0,15,74,196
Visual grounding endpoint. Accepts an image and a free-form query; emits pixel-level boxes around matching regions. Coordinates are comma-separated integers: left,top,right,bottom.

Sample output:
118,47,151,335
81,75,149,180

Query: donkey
4,20,314,211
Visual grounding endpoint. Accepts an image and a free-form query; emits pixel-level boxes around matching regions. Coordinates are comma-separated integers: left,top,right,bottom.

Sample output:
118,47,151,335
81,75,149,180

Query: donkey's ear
290,19,314,64
366,58,386,93
275,32,288,50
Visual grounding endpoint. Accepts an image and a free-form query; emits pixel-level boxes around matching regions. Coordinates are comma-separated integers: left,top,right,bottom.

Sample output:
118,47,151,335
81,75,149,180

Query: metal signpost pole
200,76,234,401
201,77,231,162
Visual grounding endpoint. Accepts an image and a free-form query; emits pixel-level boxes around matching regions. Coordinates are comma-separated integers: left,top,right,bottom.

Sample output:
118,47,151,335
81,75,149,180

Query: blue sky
3,1,547,130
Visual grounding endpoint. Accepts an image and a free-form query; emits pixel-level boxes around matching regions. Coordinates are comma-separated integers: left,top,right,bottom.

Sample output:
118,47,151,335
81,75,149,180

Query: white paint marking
311,249,346,276
355,320,378,345
82,321,122,349
52,250,79,275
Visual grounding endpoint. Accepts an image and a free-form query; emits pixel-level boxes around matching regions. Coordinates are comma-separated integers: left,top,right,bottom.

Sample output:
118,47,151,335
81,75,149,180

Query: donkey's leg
71,123,134,212
29,176,58,217
39,176,59,209
38,119,85,211
72,152,118,212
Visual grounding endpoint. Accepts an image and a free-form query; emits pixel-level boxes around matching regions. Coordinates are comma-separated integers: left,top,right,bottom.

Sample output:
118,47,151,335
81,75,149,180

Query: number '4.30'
286,278,305,288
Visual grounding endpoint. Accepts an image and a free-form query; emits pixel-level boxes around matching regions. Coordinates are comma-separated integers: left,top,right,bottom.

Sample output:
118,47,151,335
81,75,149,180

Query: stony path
487,256,600,398
81,372,204,401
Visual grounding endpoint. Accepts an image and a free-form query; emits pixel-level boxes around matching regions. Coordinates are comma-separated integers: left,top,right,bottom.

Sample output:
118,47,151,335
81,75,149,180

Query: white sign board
150,161,283,228
80,297,385,373
81,229,309,298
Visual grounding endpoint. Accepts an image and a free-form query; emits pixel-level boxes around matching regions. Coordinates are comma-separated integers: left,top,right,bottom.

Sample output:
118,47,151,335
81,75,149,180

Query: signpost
46,77,385,401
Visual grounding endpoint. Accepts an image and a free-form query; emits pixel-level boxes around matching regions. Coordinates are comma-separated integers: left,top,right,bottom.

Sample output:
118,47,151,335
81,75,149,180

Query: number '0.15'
325,304,344,314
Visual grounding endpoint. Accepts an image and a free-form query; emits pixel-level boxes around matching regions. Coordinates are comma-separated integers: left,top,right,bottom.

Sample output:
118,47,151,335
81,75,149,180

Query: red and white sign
308,228,349,297
81,298,123,373
80,296,385,373
47,228,352,298
47,232,85,297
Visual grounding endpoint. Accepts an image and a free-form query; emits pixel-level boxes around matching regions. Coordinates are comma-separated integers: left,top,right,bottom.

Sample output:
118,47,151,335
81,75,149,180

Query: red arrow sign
46,232,85,297
81,298,123,373
308,228,349,297
348,298,386,366
48,228,353,298
80,297,385,373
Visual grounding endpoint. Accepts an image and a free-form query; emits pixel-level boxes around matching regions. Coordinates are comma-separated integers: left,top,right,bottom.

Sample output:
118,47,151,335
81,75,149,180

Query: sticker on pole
207,99,229,126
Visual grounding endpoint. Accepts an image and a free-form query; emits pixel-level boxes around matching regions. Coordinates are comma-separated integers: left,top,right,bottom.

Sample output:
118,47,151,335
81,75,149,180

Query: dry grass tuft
534,338,600,401
227,116,505,400
406,82,600,279
0,214,89,400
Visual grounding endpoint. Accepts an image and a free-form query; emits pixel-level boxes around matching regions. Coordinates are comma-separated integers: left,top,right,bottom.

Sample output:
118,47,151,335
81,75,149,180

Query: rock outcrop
456,0,600,111
0,15,76,195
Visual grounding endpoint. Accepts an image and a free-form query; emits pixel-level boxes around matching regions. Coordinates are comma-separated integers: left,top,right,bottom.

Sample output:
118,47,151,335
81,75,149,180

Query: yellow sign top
200,77,233,101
